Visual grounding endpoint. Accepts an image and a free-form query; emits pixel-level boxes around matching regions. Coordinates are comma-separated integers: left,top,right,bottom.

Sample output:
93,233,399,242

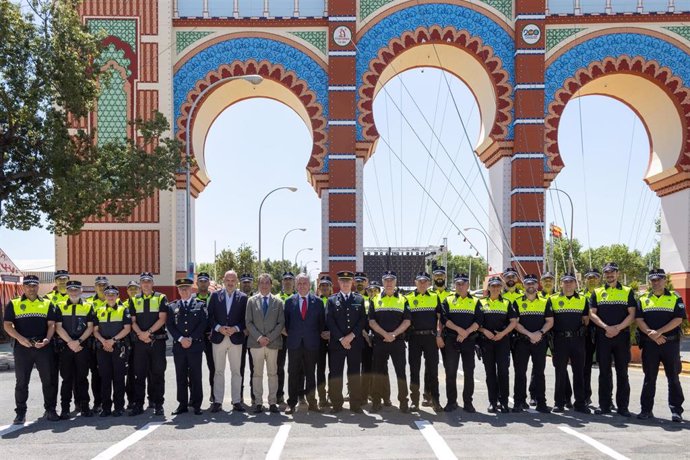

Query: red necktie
301,297,307,320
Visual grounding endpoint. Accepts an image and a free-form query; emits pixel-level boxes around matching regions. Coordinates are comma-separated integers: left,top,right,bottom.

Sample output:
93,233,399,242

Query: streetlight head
243,75,263,85
299,228,306,232
288,187,298,192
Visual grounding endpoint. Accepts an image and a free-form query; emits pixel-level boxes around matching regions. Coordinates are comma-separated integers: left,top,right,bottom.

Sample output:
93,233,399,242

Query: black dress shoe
383,400,392,407
194,408,203,415
672,412,683,423
329,406,343,414
100,409,112,417
154,405,165,416
529,398,537,407
511,406,523,413
80,407,94,417
637,411,653,420
172,406,189,415
536,404,552,413
399,403,409,413
210,403,222,413
350,406,363,414
370,403,382,413
232,403,245,412
552,406,565,413
129,405,144,416
409,403,420,412
13,413,26,425
463,404,476,414
565,402,573,409
498,404,510,414
254,405,265,414
112,409,124,417
574,406,591,415
487,404,498,413
617,408,632,417
432,402,443,412
269,404,279,413
285,405,296,415
308,403,320,412
45,410,60,422
594,407,612,415
444,403,459,412
59,411,71,420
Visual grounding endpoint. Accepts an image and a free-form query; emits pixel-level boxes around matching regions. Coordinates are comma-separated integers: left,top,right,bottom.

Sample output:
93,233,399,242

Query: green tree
0,0,181,234
580,243,646,284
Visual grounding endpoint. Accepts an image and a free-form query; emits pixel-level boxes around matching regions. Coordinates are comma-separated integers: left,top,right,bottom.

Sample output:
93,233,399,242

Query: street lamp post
281,228,306,261
549,187,575,272
463,227,491,272
185,74,263,274
258,186,298,268
303,259,318,273
294,247,313,266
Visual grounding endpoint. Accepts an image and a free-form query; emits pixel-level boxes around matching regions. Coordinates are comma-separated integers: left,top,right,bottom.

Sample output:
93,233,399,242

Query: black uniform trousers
372,338,408,405
480,336,511,406
203,337,215,402
328,341,362,408
553,335,586,408
277,340,287,401
443,336,476,406
583,326,597,401
513,339,547,406
88,345,102,407
361,340,391,401
59,346,90,409
640,338,684,414
133,339,167,406
317,339,329,402
596,332,630,411
408,335,439,404
240,337,255,403
125,349,136,406
174,343,203,409
287,345,318,407
97,345,128,411
14,344,57,414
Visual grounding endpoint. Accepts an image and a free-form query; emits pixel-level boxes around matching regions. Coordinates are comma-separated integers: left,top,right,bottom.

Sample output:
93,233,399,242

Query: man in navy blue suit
207,270,248,413
284,273,325,414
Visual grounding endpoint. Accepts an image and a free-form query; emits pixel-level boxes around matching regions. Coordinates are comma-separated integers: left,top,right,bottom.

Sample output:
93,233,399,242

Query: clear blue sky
0,68,658,273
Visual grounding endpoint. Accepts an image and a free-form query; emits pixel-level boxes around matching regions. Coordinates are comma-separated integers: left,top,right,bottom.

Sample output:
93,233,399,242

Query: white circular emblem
522,24,541,45
333,26,352,47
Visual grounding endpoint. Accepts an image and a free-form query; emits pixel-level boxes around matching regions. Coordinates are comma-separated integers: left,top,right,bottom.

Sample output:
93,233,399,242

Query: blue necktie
262,297,269,316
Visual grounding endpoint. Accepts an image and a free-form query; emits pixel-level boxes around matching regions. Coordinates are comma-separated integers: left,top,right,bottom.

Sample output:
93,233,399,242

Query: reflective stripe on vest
11,297,52,319
638,293,677,313
551,295,587,314
57,300,92,317
433,289,451,302
479,298,511,314
373,294,406,312
97,303,127,323
405,292,438,312
503,290,523,304
516,296,548,316
594,285,631,306
446,295,476,313
132,293,163,314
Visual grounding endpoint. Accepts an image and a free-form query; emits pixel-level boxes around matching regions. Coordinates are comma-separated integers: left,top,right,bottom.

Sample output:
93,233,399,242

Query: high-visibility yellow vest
373,294,406,312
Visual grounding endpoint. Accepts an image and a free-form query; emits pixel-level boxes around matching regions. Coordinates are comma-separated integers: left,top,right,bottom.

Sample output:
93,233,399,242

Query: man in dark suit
284,273,325,414
207,270,248,413
327,271,367,414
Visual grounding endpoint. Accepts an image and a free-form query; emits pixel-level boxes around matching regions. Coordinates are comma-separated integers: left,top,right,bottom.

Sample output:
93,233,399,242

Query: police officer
478,276,517,413
195,272,215,403
88,275,109,413
169,278,207,415
589,262,636,417
361,280,391,405
548,273,591,414
239,273,255,406
3,275,59,424
425,265,450,407
368,271,411,413
582,268,602,407
528,271,557,408
441,273,482,413
129,272,169,416
55,280,94,418
636,268,685,422
406,271,442,412
317,275,333,408
47,269,70,411
125,280,140,410
327,271,367,414
277,271,295,404
513,274,553,413
93,285,132,417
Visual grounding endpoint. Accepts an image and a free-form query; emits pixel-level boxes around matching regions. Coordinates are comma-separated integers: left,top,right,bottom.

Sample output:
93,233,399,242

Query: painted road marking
91,421,165,460
415,420,458,460
0,420,36,437
266,424,292,460
559,426,630,460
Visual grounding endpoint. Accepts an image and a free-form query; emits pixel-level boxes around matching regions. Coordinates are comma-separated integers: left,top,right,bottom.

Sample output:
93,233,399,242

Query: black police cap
197,272,211,282
354,272,368,281
368,280,382,288
127,280,140,288
175,278,194,287
503,267,519,277
337,271,354,280
602,262,619,272
139,272,154,281
23,275,39,286
282,271,295,280
433,266,447,274
66,280,82,290
540,271,555,280
487,276,503,286
648,268,666,280
523,274,539,283
319,275,333,285
382,270,397,280
415,271,431,281
54,270,70,279
585,268,601,278
240,273,254,282
104,285,119,295
561,272,577,282
95,276,109,285
453,273,469,283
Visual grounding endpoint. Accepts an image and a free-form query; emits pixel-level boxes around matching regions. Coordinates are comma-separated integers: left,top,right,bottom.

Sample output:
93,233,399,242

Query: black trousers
480,336,510,406
513,339,547,406
174,345,203,409
641,338,684,414
59,346,90,409
443,336,476,406
89,346,102,406
553,335,586,408
14,344,57,413
203,337,215,402
583,327,597,401
596,332,630,411
133,339,167,406
328,341,362,408
408,335,439,404
97,346,128,411
317,339,329,402
287,346,318,407
277,340,287,401
125,347,136,405
240,336,255,403
372,339,408,404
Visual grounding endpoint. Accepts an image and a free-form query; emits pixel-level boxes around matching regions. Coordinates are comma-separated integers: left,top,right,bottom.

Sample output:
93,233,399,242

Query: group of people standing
2,263,685,425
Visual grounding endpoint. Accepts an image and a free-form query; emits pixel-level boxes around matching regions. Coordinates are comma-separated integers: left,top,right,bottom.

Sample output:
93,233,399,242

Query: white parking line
266,424,291,460
414,420,458,460
0,420,36,437
559,426,630,460
91,421,165,460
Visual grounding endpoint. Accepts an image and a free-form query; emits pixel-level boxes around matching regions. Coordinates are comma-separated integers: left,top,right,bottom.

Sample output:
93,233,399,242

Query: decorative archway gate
59,0,690,304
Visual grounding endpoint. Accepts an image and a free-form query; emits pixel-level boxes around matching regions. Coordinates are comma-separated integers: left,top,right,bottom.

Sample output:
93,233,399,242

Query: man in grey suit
246,273,285,414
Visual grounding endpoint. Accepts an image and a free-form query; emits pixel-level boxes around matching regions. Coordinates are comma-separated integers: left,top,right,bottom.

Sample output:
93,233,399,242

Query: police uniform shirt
636,289,686,338
368,293,411,334
328,292,366,340
590,283,636,326
89,295,108,314
279,292,294,302
546,293,589,332
169,298,207,341
515,295,553,333
441,293,483,331
47,290,70,304
4,295,58,339
55,299,94,339
194,292,211,305
538,290,555,300
95,303,131,339
478,296,517,332
129,293,169,333
431,288,451,303
405,290,441,330
503,289,524,304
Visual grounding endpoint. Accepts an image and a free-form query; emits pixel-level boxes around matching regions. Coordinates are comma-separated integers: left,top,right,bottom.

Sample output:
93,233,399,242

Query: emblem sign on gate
521,24,541,45
333,26,352,47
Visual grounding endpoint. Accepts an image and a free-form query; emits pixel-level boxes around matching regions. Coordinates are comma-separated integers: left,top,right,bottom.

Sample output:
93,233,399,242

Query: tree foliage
0,0,181,234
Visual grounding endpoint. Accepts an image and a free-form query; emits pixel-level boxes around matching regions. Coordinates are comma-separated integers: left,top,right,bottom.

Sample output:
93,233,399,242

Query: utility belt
55,336,86,352
136,332,169,344
641,333,680,343
410,329,437,337
443,329,478,341
96,337,130,350
554,328,586,338
16,336,48,348
374,333,404,342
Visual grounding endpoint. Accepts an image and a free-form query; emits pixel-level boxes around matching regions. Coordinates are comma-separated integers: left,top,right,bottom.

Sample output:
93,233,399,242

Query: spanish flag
550,223,563,239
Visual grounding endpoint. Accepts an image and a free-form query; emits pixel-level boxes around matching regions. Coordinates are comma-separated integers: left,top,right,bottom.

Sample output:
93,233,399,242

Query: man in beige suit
246,273,285,414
